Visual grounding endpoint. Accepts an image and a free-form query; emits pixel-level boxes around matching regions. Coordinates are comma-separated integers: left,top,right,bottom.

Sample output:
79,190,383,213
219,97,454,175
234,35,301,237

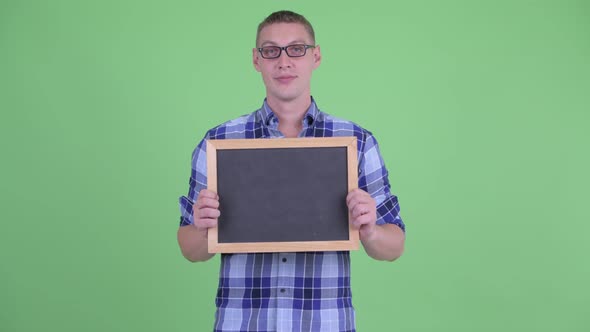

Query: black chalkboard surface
206,137,359,253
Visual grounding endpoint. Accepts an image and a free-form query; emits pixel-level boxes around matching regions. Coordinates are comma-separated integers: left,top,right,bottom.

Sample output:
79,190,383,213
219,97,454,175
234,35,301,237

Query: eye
288,45,305,55
262,47,280,58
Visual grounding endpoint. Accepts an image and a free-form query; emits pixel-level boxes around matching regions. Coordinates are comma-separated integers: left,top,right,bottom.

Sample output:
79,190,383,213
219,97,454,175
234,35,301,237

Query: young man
178,10,405,332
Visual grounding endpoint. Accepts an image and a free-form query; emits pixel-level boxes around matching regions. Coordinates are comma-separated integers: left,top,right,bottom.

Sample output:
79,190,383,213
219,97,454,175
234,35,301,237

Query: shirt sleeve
178,134,209,226
358,133,405,232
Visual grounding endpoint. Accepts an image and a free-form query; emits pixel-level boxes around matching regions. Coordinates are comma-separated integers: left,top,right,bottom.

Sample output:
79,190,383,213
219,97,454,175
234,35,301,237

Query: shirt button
280,288,285,293
282,257,287,263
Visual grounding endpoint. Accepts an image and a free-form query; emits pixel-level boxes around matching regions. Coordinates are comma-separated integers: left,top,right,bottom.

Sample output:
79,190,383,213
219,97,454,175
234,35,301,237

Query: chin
270,89,303,103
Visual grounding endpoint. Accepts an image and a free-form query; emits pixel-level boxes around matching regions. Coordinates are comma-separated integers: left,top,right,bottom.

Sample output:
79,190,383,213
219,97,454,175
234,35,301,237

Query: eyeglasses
257,44,316,59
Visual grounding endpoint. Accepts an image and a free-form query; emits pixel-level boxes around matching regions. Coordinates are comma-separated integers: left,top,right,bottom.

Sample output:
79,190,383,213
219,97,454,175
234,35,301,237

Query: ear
312,45,322,69
253,48,262,72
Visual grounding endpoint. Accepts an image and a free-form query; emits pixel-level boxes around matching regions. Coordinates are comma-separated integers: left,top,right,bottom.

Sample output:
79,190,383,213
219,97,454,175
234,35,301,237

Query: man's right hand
193,189,220,232
178,189,220,262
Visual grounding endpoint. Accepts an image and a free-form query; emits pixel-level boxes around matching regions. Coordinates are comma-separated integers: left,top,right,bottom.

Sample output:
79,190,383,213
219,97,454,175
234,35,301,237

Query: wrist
192,223,209,237
360,224,378,244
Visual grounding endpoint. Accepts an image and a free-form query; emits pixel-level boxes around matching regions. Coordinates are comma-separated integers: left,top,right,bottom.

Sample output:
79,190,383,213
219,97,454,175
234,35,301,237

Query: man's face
253,23,321,104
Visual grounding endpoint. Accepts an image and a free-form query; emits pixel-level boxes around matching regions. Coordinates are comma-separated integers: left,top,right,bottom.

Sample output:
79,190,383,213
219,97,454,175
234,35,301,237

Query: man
178,10,405,332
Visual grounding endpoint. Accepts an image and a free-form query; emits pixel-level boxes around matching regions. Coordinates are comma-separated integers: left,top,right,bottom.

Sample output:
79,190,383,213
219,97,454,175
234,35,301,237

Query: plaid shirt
179,98,404,332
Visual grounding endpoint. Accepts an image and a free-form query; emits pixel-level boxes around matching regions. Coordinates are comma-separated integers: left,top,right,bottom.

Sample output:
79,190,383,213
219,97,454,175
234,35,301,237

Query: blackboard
206,137,359,253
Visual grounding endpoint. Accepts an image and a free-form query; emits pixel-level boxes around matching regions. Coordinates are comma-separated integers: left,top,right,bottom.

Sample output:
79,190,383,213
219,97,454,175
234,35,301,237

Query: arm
177,189,220,262
348,132,406,261
178,136,219,262
347,189,405,261
362,223,405,261
178,223,213,262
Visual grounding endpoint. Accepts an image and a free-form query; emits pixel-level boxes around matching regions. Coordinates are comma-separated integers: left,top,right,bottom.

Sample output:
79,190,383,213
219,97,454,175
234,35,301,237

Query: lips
275,75,296,84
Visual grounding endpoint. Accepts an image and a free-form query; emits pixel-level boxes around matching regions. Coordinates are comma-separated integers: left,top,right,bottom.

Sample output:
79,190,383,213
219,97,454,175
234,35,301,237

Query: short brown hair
256,10,316,46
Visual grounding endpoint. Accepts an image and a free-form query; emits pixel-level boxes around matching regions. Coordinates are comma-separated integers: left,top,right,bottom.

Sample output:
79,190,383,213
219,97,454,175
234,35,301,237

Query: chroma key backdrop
1,1,588,331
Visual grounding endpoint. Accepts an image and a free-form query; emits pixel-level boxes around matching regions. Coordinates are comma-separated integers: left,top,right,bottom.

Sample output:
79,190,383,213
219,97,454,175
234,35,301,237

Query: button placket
276,253,294,297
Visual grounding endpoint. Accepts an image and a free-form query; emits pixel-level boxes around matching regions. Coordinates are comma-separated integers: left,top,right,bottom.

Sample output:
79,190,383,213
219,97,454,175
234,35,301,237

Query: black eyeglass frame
257,44,316,59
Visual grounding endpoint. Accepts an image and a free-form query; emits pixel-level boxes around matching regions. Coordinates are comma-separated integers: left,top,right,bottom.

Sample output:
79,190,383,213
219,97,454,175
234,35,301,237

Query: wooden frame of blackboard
206,137,360,253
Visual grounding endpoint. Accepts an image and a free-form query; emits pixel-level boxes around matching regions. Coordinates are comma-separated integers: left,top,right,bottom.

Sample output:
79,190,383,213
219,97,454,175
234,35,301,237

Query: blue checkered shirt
179,98,404,332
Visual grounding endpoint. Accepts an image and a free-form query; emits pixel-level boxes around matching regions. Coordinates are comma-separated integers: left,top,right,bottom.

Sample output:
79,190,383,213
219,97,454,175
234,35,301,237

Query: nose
277,50,292,69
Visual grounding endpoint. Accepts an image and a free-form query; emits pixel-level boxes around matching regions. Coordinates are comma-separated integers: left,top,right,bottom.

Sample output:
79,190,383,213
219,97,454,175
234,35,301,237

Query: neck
266,95,312,138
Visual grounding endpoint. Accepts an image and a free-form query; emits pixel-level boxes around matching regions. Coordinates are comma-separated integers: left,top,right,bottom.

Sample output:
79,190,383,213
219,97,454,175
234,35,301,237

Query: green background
1,0,589,331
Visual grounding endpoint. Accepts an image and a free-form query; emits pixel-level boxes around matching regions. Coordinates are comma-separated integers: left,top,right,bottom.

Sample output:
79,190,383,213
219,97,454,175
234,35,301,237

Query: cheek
259,65,274,80
300,63,316,77
261,71,274,85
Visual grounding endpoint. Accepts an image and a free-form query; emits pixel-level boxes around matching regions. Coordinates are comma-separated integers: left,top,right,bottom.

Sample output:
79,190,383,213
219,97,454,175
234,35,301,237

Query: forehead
258,23,313,46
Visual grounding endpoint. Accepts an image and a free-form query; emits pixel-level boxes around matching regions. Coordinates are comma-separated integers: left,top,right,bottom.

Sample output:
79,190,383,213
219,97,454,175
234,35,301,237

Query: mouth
275,75,296,84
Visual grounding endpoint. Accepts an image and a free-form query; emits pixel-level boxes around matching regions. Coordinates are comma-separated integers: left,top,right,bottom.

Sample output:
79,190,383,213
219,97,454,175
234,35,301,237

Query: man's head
256,10,315,46
253,10,321,106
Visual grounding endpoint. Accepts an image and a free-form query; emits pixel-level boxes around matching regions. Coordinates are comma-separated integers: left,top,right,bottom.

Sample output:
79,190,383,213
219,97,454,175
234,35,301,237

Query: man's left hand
346,188,377,241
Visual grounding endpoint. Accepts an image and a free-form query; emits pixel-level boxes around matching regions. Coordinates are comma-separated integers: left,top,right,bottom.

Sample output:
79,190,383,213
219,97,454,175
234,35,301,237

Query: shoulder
316,111,376,142
204,109,262,139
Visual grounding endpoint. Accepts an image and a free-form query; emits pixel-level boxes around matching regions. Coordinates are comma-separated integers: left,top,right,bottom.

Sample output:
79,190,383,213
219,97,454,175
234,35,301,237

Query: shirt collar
260,97,320,126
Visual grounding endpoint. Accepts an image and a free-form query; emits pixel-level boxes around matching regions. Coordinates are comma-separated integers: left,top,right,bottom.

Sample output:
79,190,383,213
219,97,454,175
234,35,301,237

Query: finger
347,188,369,198
351,216,371,228
196,197,220,209
356,213,374,226
346,194,358,208
347,189,372,207
197,207,221,219
199,189,219,200
352,203,371,219
195,218,217,230
350,214,375,232
346,190,362,206
347,195,366,212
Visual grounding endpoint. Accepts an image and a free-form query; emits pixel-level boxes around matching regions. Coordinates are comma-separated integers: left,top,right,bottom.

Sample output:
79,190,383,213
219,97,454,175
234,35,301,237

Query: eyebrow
259,39,309,47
